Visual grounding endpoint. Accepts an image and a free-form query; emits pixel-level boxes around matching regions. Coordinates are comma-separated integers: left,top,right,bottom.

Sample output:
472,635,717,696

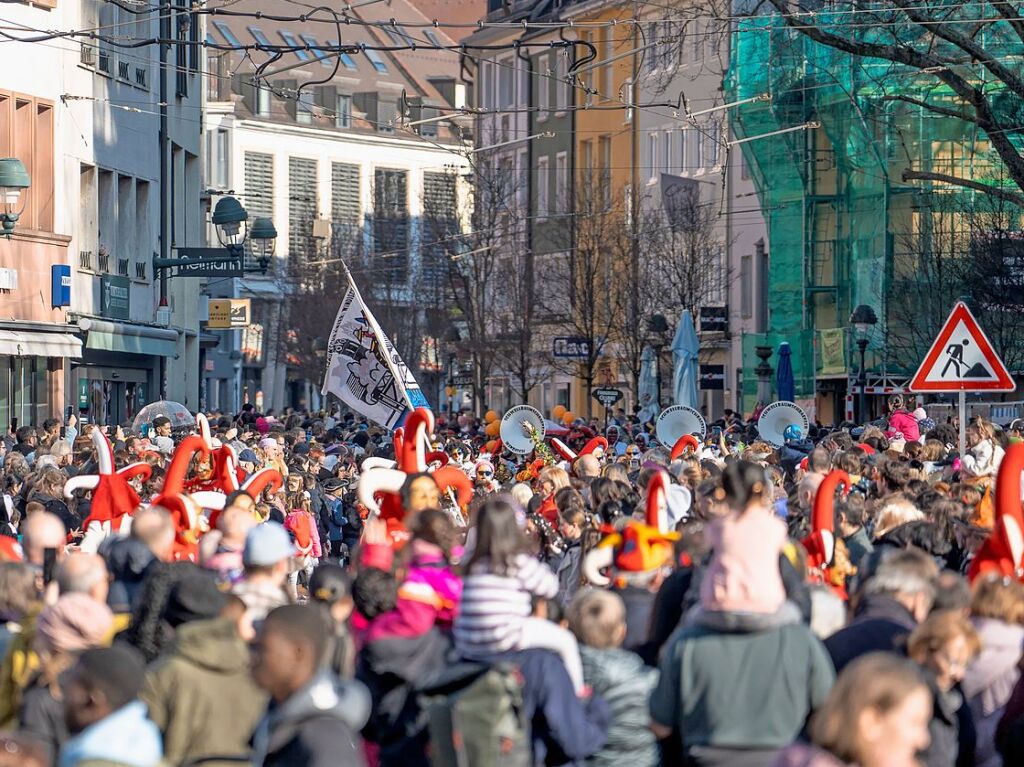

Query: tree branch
900,169,1024,205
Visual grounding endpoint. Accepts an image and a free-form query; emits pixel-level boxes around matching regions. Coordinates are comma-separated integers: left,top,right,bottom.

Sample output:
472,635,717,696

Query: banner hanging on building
321,272,429,429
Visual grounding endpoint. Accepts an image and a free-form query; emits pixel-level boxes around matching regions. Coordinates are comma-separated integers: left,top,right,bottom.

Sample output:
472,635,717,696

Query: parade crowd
0,393,1020,767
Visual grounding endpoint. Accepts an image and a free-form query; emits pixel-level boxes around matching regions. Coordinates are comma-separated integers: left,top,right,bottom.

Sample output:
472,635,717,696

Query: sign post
909,301,1016,457
591,387,624,431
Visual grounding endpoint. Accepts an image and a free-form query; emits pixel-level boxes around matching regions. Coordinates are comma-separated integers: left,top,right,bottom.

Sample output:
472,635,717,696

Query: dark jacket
918,672,975,767
356,627,451,767
32,493,81,535
649,566,696,660
19,672,67,766
99,536,156,614
556,539,583,609
251,671,370,767
579,645,658,767
823,594,916,673
141,618,267,766
494,649,611,767
612,585,657,666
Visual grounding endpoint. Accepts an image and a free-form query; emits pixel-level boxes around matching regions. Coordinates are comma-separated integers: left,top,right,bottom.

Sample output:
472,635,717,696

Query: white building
201,1,471,413
0,0,202,425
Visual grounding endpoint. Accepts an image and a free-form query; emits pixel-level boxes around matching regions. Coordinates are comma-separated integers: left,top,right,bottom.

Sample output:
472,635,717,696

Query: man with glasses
473,459,498,496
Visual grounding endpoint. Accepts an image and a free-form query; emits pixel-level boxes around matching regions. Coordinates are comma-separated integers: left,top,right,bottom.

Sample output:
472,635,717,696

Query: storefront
0,323,82,428
72,317,179,426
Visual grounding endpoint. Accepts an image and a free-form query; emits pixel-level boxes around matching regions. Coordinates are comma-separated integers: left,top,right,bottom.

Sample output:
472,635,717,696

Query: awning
0,329,82,359
78,318,179,358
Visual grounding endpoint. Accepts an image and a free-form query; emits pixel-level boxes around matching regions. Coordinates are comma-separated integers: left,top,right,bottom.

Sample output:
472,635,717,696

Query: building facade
1,0,204,427
201,0,471,413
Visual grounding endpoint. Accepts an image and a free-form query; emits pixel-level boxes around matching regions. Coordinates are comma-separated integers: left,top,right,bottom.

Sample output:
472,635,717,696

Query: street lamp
646,314,670,408
249,217,277,272
850,304,878,424
211,195,248,249
0,158,30,238
754,345,774,404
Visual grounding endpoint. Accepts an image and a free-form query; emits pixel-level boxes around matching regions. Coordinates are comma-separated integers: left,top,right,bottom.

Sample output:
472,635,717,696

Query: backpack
419,661,531,767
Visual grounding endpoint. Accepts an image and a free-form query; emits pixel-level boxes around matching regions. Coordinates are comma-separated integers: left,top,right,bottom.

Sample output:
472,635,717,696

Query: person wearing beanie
20,593,115,765
232,523,293,624
59,646,162,767
141,604,267,765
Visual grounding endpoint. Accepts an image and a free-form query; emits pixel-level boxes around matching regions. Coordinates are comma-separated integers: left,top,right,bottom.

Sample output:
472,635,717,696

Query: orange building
565,0,640,416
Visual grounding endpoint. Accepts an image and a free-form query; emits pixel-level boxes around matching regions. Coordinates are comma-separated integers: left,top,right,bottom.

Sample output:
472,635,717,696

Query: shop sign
51,265,71,308
208,298,251,328
100,275,131,320
77,378,89,409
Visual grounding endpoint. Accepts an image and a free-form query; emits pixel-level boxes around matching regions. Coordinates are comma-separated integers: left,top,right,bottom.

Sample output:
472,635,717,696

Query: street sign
910,301,1016,459
208,298,251,328
699,306,728,333
174,248,243,277
100,275,130,320
553,336,591,359
909,302,1015,393
699,364,725,390
592,387,624,407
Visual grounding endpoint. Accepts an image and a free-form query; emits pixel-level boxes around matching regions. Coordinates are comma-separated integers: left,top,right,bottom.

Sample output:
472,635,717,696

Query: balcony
97,250,110,272
79,250,93,271
135,66,148,89
117,258,129,276
134,261,147,281
98,49,111,76
118,60,131,81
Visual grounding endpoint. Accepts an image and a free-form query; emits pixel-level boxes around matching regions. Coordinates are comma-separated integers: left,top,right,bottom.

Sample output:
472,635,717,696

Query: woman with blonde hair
961,416,1004,486
536,465,570,525
774,652,932,767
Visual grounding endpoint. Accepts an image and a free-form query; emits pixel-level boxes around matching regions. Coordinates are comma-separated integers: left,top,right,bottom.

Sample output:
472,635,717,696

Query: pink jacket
886,409,920,442
360,540,462,643
701,506,787,614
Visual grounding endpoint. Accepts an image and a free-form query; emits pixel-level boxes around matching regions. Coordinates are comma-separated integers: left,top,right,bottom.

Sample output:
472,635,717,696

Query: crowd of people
0,392,1020,767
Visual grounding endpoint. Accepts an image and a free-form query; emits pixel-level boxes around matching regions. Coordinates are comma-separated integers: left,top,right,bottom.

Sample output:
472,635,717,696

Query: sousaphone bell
756,401,809,448
655,405,707,448
499,405,546,456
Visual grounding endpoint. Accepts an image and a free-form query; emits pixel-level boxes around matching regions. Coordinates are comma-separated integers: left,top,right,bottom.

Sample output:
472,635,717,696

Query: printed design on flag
322,275,429,429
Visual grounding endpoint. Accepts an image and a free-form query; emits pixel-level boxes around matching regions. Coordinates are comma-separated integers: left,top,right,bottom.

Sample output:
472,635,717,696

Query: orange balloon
485,421,500,437
552,405,567,420
485,410,498,424
562,411,576,425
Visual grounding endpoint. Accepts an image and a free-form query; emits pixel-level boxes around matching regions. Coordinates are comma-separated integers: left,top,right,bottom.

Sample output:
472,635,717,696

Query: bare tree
758,0,1024,203
541,188,631,418
888,187,1024,373
421,163,514,415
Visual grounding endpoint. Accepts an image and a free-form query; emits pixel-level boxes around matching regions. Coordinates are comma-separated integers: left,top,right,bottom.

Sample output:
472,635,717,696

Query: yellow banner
819,328,846,376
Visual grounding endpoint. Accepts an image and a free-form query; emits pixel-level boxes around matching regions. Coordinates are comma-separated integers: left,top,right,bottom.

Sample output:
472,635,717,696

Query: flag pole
340,263,417,414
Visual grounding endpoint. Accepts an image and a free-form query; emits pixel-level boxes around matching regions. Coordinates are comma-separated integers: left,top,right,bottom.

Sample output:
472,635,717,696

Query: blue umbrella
638,345,660,423
776,342,795,402
672,310,700,409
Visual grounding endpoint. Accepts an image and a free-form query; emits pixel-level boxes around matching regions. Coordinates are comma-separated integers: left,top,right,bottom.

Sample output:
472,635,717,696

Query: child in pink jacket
358,509,462,644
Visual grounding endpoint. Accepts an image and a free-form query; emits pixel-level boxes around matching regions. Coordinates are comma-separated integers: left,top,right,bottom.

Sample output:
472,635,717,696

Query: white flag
321,273,429,429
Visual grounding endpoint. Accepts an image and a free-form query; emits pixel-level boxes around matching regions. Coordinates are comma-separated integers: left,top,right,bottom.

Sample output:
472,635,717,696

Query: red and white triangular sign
910,302,1015,392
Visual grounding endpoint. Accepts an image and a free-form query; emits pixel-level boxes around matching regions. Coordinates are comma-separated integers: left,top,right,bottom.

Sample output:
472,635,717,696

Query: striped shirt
454,553,559,657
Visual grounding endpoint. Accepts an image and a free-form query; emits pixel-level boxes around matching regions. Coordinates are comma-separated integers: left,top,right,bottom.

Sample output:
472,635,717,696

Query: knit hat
913,407,927,421
163,565,225,628
238,449,259,465
36,594,114,653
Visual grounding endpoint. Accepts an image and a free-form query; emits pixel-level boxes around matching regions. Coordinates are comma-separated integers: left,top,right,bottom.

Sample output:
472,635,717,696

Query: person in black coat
824,547,937,673
251,605,370,767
